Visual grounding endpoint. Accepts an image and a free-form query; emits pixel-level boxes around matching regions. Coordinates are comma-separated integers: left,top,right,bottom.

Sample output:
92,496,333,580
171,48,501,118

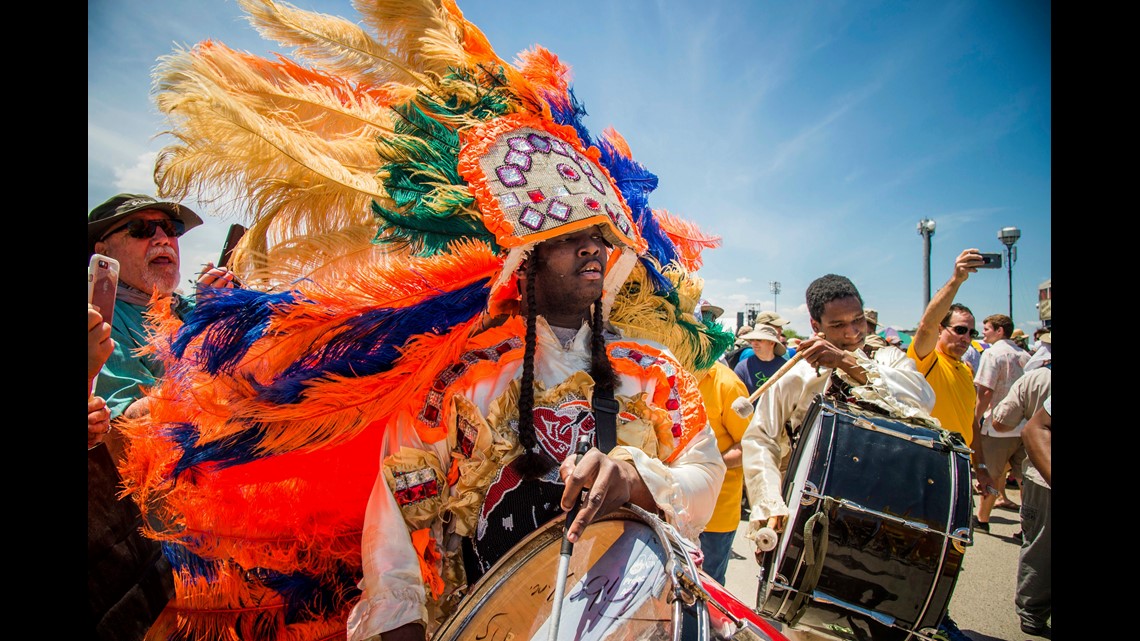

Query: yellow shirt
697,361,752,533
907,342,976,446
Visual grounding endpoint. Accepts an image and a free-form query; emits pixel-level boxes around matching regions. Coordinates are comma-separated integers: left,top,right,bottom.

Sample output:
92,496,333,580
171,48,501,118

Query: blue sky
89,0,1051,335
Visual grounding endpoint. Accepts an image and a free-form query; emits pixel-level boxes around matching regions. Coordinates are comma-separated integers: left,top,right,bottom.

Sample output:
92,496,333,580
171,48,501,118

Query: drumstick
548,435,592,641
754,526,778,552
730,350,807,419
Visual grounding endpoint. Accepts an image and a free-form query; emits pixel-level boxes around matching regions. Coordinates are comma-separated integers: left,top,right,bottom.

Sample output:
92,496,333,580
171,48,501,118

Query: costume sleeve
741,363,811,526
863,346,937,415
347,425,433,640
615,423,725,543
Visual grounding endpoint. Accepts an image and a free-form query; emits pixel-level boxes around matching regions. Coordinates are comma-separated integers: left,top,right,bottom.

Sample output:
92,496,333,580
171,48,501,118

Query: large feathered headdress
119,1,733,639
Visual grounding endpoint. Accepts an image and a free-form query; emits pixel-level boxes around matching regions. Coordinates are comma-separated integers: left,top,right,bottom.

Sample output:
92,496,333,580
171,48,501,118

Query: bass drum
434,504,788,641
756,396,973,641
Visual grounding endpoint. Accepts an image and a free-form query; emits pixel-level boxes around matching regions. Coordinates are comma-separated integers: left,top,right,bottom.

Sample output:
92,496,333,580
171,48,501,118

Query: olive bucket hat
88,193,203,259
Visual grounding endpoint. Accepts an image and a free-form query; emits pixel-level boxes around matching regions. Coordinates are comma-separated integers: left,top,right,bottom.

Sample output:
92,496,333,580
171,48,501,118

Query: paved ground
719,487,1044,640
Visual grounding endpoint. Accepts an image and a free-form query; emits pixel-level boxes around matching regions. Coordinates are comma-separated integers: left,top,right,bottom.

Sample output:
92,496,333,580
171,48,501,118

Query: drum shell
759,397,972,639
434,505,791,641
432,507,679,641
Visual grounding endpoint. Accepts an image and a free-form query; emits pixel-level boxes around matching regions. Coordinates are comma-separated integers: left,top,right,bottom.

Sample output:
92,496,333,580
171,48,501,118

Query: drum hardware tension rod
798,491,970,542
850,417,944,450
547,435,592,641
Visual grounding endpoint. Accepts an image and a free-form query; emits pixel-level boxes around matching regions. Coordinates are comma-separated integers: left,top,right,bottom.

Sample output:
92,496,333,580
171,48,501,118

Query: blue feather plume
254,279,490,405
173,287,302,375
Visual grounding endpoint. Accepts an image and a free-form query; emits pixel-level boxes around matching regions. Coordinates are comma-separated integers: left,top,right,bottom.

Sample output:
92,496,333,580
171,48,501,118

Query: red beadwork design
394,476,439,505
418,337,523,427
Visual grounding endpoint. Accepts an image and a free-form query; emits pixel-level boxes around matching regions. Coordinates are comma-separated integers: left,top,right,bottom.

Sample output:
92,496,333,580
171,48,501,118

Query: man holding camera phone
87,193,238,641
907,248,989,450
88,194,239,439
905,247,992,641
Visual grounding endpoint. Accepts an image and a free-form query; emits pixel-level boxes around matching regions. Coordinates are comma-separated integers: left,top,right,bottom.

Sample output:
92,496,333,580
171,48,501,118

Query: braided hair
514,251,618,479
515,256,550,478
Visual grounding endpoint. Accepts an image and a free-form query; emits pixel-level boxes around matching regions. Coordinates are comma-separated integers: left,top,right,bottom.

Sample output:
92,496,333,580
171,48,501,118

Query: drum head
434,511,675,641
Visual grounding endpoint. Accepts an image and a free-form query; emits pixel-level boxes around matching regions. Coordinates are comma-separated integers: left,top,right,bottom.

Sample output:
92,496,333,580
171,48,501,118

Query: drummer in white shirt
740,274,937,551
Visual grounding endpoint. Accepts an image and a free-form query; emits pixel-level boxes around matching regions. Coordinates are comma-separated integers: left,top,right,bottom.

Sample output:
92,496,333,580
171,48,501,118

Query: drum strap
786,498,833,627
593,390,619,453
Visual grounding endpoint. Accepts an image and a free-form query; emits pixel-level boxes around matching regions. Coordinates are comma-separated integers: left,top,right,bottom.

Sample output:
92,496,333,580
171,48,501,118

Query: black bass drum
756,396,973,641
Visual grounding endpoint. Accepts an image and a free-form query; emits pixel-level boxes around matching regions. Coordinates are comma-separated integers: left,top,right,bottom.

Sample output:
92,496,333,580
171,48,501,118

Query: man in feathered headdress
115,2,734,640
352,216,726,640
342,48,727,641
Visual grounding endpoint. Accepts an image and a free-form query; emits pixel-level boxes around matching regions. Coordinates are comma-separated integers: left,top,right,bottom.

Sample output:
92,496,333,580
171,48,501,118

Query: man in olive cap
87,193,237,641
88,193,240,429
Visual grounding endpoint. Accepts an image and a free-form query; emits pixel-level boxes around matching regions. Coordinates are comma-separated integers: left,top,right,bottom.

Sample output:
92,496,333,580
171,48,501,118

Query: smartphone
218,223,248,269
88,254,120,327
978,252,1003,269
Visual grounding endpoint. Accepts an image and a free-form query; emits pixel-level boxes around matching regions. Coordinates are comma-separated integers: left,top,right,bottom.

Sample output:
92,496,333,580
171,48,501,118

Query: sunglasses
944,325,979,338
101,218,186,241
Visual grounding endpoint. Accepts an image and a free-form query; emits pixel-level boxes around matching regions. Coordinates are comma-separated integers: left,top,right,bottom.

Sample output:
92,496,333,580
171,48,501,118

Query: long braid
515,257,555,478
590,299,616,401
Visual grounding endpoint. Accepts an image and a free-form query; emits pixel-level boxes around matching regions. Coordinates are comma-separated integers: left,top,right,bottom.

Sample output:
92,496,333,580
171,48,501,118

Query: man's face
748,338,775,358
524,226,609,326
93,210,182,295
981,321,1004,344
937,310,976,359
809,296,866,352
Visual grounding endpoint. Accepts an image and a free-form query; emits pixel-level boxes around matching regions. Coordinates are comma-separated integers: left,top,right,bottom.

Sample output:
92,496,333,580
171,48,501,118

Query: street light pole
769,281,781,313
998,226,1021,321
917,219,936,308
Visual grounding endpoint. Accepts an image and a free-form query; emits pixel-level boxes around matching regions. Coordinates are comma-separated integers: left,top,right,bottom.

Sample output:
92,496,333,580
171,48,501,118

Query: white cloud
114,152,160,194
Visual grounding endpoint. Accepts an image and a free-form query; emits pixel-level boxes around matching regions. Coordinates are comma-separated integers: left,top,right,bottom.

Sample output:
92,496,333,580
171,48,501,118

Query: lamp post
998,226,1021,320
769,281,781,313
917,219,936,308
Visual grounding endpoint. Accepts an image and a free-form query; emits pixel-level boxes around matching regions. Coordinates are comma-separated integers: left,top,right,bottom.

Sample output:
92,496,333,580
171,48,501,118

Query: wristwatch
975,463,988,471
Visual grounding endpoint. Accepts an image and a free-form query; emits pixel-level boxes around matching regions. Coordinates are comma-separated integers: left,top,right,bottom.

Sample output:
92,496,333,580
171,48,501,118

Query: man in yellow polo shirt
906,247,990,641
907,248,988,448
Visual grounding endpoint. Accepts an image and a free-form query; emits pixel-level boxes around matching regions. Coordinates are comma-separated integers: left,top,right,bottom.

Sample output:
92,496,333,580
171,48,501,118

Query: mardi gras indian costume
117,1,738,639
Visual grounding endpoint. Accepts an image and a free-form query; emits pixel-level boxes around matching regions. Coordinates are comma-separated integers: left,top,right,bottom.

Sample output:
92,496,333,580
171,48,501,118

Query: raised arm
911,249,984,359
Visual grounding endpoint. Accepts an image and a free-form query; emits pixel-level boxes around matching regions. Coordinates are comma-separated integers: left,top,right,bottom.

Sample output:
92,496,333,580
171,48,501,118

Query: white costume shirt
347,318,725,639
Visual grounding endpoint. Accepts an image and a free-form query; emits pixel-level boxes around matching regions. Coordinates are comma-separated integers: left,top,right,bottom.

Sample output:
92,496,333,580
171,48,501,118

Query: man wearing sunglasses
87,192,238,641
908,248,987,451
88,193,240,426
905,248,988,641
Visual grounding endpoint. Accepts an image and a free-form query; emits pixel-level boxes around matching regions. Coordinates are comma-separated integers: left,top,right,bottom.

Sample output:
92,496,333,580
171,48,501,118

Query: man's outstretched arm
911,248,984,360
